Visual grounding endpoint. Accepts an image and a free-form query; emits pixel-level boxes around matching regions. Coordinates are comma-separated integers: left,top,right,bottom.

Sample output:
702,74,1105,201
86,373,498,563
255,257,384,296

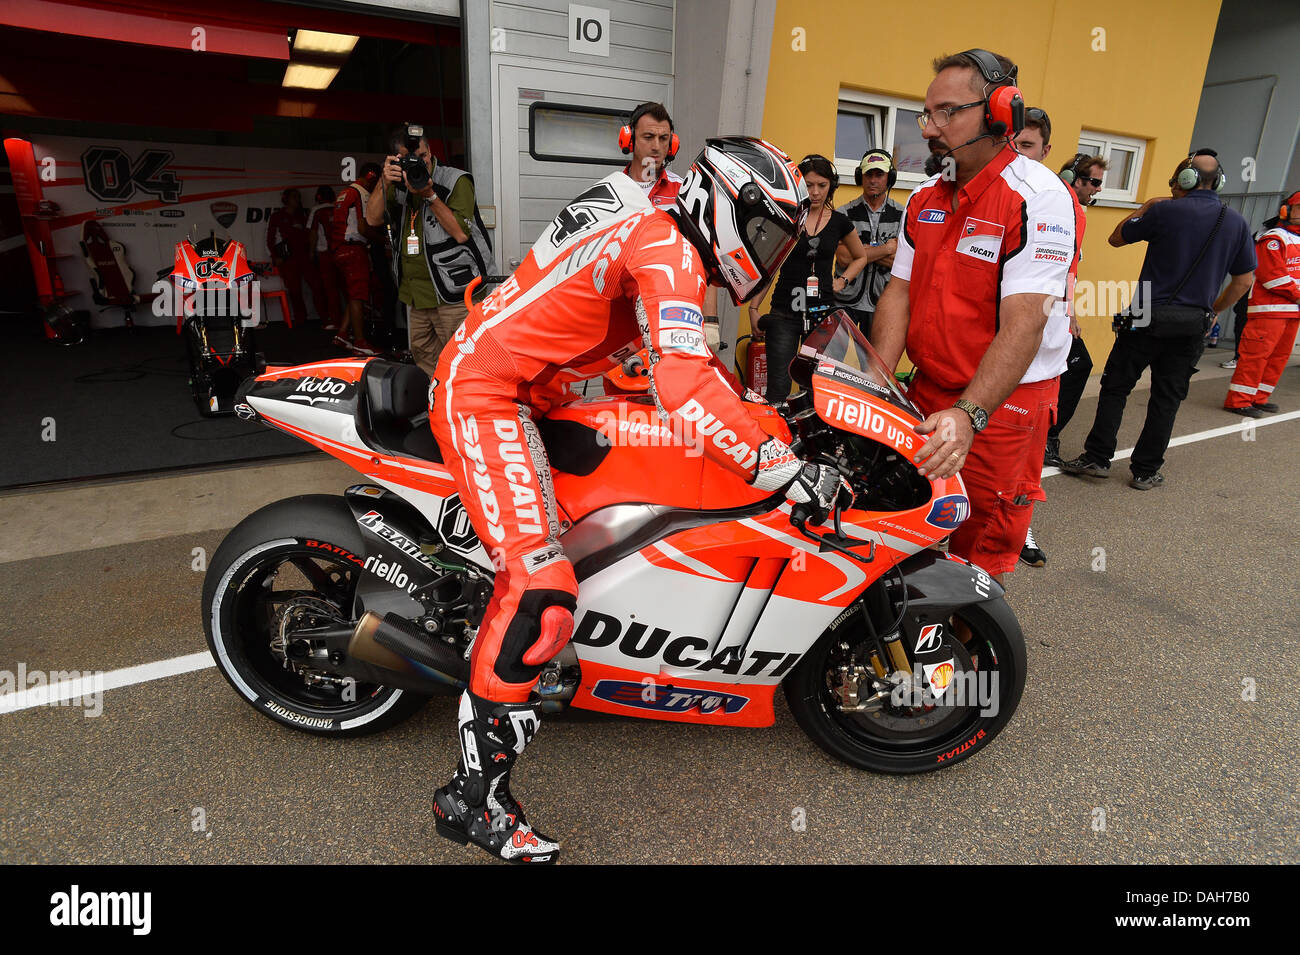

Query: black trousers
1081,330,1205,476
1048,335,1093,440
759,311,803,404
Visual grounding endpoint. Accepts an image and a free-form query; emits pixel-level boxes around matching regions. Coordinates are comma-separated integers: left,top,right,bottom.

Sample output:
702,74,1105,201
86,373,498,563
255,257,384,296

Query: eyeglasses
806,235,820,261
917,101,985,130
1079,176,1103,188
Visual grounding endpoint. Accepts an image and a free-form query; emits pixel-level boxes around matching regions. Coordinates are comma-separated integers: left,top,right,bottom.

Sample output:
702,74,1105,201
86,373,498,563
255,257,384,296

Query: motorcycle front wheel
784,597,1026,773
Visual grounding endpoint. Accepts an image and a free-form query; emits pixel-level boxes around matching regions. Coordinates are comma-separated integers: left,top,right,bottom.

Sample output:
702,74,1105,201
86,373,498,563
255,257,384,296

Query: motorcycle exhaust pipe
348,611,470,690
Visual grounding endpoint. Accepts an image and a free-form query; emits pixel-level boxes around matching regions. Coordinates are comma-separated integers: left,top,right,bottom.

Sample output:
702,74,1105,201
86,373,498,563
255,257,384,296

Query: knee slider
493,590,577,685
521,594,576,666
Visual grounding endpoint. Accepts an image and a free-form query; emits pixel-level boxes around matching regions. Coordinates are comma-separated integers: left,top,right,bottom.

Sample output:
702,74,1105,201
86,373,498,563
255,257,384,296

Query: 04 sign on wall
568,4,610,57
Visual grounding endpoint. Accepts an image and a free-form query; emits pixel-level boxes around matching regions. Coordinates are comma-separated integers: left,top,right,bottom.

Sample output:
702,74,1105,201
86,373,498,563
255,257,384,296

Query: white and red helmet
671,136,809,305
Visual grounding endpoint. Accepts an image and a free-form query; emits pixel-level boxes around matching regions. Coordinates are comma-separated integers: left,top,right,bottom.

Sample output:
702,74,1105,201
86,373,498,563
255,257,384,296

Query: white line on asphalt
1040,408,1300,477
0,651,214,715
4,409,1298,712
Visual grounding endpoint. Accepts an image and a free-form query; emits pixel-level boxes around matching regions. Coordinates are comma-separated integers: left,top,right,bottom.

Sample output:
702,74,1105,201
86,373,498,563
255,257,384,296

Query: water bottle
1207,320,1220,347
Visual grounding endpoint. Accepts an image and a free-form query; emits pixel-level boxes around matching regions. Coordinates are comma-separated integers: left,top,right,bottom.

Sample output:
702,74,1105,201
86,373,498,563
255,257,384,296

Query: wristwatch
953,398,989,433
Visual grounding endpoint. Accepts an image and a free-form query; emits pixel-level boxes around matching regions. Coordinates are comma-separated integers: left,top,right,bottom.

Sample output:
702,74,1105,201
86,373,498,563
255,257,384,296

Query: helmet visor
744,214,798,274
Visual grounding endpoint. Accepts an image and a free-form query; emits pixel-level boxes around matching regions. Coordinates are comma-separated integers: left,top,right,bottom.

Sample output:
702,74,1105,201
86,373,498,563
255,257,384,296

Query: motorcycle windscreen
791,309,922,422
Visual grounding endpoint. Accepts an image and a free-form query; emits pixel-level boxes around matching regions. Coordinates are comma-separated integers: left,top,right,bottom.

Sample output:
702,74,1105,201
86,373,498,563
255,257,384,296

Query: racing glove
751,437,852,525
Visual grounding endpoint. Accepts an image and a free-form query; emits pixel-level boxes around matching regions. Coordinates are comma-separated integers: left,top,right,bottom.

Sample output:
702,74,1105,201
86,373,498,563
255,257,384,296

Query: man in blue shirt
1061,151,1255,489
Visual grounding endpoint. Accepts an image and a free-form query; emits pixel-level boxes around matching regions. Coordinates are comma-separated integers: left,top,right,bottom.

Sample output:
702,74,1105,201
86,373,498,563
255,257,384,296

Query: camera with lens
393,123,431,193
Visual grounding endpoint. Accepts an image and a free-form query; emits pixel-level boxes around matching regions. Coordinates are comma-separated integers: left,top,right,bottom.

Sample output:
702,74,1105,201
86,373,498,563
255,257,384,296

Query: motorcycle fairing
811,373,924,461
341,485,452,619
889,548,1006,613
172,236,255,333
572,659,777,728
543,395,792,519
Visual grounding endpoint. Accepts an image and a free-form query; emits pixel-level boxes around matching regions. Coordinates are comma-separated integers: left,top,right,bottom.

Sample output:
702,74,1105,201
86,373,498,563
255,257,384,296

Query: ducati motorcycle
171,229,260,416
203,310,1026,773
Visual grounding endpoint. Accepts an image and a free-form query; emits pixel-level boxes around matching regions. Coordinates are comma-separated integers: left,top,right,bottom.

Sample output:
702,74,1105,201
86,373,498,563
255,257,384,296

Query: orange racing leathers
430,172,770,702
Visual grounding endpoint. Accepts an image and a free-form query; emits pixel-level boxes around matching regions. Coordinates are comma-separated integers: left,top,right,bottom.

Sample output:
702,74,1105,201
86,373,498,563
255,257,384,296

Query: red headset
1279,191,1299,222
961,49,1025,138
619,103,678,161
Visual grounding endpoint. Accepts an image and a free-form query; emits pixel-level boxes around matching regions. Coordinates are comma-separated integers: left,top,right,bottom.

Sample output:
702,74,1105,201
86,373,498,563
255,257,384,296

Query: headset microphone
924,131,998,177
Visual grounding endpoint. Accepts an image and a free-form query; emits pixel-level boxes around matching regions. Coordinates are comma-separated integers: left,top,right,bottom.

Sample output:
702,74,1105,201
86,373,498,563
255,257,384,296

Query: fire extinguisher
737,334,767,397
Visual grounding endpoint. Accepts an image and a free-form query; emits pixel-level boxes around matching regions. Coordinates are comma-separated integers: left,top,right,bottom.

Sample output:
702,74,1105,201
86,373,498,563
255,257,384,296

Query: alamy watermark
150,278,263,327
0,664,104,717
888,663,1000,717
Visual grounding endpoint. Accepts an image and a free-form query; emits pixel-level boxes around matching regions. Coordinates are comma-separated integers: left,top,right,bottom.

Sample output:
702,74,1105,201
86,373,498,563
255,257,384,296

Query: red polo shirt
891,144,1077,390
624,164,684,211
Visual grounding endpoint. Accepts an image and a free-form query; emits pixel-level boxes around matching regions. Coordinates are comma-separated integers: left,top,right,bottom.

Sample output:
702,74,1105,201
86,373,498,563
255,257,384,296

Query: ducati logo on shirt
957,217,1004,263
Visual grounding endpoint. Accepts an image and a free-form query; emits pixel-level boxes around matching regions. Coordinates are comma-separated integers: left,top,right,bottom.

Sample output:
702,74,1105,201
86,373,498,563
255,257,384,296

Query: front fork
831,553,999,712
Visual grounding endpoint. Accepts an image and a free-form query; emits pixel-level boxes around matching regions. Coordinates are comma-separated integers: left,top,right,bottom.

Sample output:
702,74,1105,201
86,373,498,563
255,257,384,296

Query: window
835,90,929,188
1077,130,1146,203
528,102,627,165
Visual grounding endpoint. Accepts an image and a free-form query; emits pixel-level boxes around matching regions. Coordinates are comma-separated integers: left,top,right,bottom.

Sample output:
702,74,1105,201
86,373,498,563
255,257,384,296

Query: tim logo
591,680,748,715
919,208,947,223
926,494,970,529
660,305,702,328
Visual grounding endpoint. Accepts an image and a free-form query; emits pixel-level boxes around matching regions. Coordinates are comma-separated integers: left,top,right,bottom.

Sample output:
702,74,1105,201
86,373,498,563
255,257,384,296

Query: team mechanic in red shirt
330,163,382,354
620,101,724,341
872,49,1076,581
428,137,847,863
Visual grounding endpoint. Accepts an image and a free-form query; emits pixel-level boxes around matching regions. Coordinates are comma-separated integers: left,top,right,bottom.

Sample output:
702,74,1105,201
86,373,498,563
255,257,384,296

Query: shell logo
930,662,954,692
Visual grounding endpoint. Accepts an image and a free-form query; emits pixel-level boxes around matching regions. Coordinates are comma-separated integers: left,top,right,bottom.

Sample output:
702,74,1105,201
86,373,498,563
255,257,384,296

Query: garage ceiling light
292,30,359,56
282,62,341,90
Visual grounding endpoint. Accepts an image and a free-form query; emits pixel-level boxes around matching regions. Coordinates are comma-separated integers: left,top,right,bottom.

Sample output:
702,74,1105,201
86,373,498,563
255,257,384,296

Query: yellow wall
756,0,1223,371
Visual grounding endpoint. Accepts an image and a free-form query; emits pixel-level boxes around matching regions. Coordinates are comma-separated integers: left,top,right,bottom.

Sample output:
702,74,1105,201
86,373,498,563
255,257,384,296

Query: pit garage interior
0,0,466,486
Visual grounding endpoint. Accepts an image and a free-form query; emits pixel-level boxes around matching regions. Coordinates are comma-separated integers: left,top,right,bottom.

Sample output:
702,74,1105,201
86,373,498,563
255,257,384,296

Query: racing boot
432,690,560,864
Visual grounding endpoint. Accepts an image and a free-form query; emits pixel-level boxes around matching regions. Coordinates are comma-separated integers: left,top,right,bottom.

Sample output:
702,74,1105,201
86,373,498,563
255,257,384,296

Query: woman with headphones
750,153,868,403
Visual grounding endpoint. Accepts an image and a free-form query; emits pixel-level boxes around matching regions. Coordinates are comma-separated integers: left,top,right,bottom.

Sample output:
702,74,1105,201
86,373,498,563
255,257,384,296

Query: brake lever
790,502,875,564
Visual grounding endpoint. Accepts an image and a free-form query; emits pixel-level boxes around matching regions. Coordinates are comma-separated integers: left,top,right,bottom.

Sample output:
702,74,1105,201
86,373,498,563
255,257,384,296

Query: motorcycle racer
429,137,849,863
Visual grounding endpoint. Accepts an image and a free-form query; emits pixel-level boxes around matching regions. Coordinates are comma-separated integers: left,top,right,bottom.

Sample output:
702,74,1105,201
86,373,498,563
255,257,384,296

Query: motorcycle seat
359,360,442,462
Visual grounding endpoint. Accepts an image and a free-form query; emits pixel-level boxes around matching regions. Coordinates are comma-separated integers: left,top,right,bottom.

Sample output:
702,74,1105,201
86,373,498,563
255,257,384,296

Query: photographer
365,123,491,375
1061,151,1255,489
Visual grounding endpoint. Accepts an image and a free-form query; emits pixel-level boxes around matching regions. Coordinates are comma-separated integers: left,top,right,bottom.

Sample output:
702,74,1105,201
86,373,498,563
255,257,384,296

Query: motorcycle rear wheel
784,596,1026,773
202,495,428,737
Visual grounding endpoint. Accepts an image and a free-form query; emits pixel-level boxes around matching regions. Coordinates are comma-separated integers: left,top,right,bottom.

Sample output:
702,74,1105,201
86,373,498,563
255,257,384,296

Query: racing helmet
670,136,809,305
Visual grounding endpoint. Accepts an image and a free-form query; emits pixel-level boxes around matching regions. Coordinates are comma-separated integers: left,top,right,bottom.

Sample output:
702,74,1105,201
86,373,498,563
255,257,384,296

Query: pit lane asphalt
2,362,1297,864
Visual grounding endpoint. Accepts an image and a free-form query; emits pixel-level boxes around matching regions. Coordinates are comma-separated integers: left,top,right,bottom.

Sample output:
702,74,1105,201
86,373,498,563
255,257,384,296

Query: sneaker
1219,358,1237,369
1019,527,1047,567
1253,401,1279,413
1043,436,1064,468
332,333,353,349
1060,455,1110,478
1129,471,1165,491
1224,405,1265,418
350,338,378,356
